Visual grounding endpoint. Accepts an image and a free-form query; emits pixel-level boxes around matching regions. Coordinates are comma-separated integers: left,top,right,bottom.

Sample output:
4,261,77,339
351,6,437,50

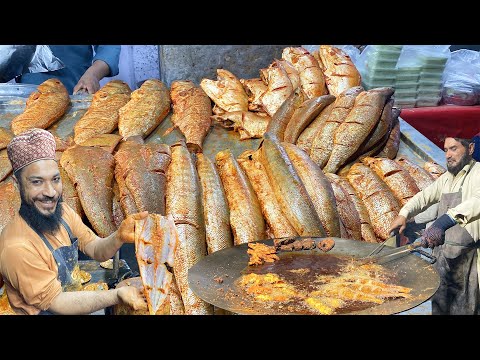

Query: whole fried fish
240,78,268,112
296,102,334,154
0,181,20,234
60,146,116,237
265,88,304,141
114,140,171,216
260,60,294,117
324,87,394,174
283,143,341,237
73,80,131,145
423,161,446,179
260,133,325,236
395,156,434,190
282,47,328,99
346,163,400,240
310,86,363,168
238,149,298,239
196,153,233,254
362,156,420,206
318,45,362,97
170,80,213,153
200,69,248,114
118,79,171,139
166,142,212,315
215,149,265,245
11,78,70,135
378,114,401,159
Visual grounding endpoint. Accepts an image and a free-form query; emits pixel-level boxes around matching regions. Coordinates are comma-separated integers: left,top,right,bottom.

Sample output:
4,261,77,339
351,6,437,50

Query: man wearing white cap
0,128,148,315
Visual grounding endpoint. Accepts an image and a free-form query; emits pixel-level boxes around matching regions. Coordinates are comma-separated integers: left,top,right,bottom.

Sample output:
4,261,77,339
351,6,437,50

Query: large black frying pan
188,237,440,315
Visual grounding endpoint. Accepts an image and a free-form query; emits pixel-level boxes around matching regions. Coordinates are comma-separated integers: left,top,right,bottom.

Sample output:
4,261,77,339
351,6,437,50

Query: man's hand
389,215,407,235
420,213,457,249
73,73,101,94
117,211,149,244
117,286,148,311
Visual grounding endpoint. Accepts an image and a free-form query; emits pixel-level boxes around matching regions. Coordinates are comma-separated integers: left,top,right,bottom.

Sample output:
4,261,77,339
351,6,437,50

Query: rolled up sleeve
93,45,121,77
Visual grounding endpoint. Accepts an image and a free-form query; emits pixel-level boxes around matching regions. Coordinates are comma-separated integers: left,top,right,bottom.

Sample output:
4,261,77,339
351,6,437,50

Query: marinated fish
324,87,394,174
73,80,131,144
283,94,335,144
296,102,334,154
238,149,297,239
0,149,12,182
282,47,328,98
170,80,213,153
378,114,400,159
423,161,446,179
310,86,364,168
215,149,265,245
114,139,171,216
0,181,20,234
318,45,362,97
395,156,434,190
240,78,267,112
260,60,294,116
283,143,340,237
56,152,83,217
77,133,122,154
346,163,400,240
265,88,304,141
200,69,248,113
196,153,234,254
60,146,116,237
118,79,171,139
11,78,70,135
260,133,325,236
0,128,13,150
166,142,212,315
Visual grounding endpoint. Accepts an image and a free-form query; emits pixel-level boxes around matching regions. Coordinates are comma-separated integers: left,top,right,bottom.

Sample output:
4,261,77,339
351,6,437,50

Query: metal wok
188,237,440,315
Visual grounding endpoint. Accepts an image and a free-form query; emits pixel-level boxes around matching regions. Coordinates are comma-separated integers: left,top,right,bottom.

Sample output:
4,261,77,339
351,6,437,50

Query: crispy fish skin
0,149,12,183
0,181,20,234
310,86,364,168
211,111,270,140
60,146,117,237
170,80,213,153
423,161,446,179
362,156,420,206
215,149,266,245
134,214,178,315
118,79,171,139
283,143,340,237
324,87,394,174
238,149,298,239
196,153,234,254
318,45,362,97
265,88,304,141
200,69,248,114
283,94,336,144
73,80,131,145
395,156,434,190
378,112,401,159
0,128,13,150
325,173,362,240
77,133,122,154
296,102,334,154
114,140,172,216
282,47,328,99
346,163,400,240
260,133,325,236
11,78,70,135
240,78,268,112
166,143,212,315
112,181,124,228
276,59,301,91
326,173,377,242
260,60,294,117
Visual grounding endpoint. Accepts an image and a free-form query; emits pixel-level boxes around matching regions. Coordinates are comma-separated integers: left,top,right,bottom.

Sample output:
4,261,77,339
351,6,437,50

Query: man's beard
18,188,64,235
447,151,472,176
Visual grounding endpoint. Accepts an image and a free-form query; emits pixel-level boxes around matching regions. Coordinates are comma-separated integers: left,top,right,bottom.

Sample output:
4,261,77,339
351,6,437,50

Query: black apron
431,167,480,315
33,218,81,315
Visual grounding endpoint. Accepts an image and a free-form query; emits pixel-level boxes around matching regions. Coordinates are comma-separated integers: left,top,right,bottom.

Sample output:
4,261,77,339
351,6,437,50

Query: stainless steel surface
188,237,440,315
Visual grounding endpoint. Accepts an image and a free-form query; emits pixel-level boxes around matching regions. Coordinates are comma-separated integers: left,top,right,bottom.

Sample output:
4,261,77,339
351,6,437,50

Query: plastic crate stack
416,54,448,107
394,65,421,108
360,45,403,90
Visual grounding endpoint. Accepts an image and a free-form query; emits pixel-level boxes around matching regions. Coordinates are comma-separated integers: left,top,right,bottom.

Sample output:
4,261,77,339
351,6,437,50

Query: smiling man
389,136,480,315
0,128,148,315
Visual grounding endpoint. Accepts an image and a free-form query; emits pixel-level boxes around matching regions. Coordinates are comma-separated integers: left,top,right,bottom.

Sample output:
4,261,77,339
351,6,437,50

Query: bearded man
389,136,480,315
0,128,148,315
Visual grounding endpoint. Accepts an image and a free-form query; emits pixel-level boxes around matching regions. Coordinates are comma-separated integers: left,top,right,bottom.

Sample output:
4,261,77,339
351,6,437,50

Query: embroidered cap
7,128,56,173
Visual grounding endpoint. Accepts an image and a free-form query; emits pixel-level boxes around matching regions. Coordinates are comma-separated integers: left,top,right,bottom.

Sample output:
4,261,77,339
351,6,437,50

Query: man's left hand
420,213,457,249
117,211,149,244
